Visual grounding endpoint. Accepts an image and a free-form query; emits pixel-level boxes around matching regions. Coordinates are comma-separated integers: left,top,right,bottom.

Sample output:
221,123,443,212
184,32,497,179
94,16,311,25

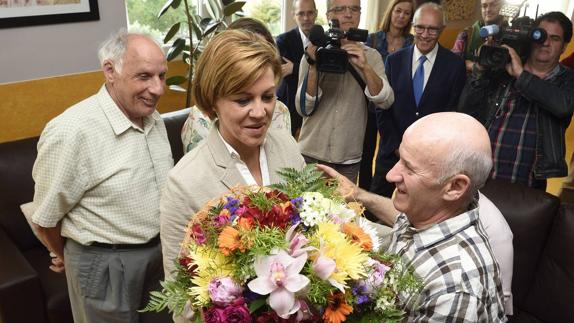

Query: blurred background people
372,2,466,198
452,0,506,72
276,0,317,138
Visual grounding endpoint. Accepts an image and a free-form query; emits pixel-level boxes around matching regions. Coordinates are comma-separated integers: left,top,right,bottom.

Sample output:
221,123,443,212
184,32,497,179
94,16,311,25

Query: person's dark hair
228,18,276,46
534,11,573,44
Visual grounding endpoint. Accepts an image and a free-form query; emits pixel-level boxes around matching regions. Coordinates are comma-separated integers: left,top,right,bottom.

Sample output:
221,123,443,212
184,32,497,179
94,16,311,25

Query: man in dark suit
276,0,317,137
371,2,466,197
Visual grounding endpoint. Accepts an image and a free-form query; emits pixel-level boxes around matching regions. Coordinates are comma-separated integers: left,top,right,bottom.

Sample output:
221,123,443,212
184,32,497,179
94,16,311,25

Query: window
243,0,282,35
126,0,195,40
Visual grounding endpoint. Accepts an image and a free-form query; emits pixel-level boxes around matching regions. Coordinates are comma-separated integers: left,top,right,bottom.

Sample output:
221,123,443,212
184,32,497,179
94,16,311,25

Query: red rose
222,302,251,323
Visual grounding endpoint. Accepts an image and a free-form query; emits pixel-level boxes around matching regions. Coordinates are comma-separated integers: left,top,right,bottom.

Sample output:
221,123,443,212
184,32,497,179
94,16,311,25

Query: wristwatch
304,51,316,66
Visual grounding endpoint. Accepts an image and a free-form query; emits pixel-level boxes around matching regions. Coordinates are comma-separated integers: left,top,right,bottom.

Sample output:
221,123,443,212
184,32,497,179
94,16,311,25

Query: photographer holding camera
295,0,394,183
459,11,574,190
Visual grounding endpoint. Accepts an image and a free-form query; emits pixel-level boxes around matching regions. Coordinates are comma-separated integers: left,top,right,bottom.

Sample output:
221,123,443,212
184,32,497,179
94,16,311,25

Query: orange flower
238,216,254,230
323,293,353,323
218,226,241,255
342,223,373,251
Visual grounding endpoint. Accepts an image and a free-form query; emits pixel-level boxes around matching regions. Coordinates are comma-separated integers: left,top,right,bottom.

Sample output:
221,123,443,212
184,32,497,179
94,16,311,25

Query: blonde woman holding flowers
159,29,305,321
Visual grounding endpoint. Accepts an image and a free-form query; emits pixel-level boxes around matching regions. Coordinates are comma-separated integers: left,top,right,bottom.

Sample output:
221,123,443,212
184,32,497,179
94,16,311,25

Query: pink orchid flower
247,250,310,319
312,240,344,292
285,224,313,258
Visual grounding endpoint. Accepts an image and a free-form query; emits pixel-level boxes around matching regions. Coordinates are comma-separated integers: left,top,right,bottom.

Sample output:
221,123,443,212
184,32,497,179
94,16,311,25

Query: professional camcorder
478,16,547,70
308,19,368,73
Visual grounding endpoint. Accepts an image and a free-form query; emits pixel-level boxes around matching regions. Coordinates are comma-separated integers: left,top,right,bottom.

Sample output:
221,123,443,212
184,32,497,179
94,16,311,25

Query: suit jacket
276,28,305,131
376,44,466,166
160,126,305,280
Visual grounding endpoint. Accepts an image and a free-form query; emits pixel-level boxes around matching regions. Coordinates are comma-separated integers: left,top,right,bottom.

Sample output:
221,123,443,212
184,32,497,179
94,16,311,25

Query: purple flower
203,306,226,323
222,300,251,323
208,277,244,306
352,284,370,305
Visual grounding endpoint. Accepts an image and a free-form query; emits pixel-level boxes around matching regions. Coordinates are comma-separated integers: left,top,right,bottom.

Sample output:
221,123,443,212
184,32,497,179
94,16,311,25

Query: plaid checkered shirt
388,205,506,322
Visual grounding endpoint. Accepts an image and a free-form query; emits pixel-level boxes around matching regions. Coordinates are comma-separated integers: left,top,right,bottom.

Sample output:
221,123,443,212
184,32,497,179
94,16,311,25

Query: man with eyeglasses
459,12,574,191
276,0,318,138
371,2,466,199
295,0,394,184
452,0,507,73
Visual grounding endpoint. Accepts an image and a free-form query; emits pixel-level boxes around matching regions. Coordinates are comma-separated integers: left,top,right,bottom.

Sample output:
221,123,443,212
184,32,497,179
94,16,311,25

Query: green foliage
140,263,194,315
127,0,191,35
303,267,335,306
271,164,340,200
152,0,246,107
245,0,281,35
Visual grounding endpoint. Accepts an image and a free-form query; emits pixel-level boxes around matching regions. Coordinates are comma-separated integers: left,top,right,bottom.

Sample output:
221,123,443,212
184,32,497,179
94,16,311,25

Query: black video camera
478,16,547,70
308,19,368,73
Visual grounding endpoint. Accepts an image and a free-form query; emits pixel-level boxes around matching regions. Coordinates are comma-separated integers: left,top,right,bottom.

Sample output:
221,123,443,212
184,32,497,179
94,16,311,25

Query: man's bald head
405,112,492,194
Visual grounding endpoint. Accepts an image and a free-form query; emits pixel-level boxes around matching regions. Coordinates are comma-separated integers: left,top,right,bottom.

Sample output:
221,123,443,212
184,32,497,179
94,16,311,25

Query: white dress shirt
218,130,271,186
412,43,439,91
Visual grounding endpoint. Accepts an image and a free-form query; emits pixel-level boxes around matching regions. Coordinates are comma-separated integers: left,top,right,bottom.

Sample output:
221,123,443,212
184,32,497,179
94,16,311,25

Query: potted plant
159,0,246,107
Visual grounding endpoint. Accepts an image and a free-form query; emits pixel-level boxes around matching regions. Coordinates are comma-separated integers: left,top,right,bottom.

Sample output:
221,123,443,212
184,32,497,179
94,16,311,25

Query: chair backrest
162,108,190,164
0,137,42,251
481,179,561,317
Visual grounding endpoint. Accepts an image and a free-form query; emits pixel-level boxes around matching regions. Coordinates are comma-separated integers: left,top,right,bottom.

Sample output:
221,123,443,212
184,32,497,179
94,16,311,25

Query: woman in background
181,18,291,153
366,0,415,61
160,30,305,322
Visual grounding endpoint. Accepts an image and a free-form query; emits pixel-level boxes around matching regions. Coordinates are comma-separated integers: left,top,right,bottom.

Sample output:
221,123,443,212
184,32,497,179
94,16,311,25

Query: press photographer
477,16,547,70
458,11,574,190
295,0,394,184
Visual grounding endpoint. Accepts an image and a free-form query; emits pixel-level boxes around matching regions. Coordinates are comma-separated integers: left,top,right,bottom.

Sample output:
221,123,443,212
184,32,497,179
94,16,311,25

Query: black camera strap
299,69,321,117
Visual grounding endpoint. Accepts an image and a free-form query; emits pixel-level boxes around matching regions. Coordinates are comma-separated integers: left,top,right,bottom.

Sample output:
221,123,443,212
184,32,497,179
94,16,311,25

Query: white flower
300,192,357,227
356,217,383,252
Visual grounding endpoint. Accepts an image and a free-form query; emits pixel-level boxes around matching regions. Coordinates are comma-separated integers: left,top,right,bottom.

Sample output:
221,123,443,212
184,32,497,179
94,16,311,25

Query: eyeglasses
295,10,317,17
413,25,441,36
328,5,361,14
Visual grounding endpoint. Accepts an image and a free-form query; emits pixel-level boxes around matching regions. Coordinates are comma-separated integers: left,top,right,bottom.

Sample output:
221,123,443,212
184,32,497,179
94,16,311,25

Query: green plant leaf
167,38,186,61
170,0,181,9
223,1,245,16
158,0,174,18
248,298,267,314
166,76,187,85
163,22,181,44
222,0,235,6
199,17,212,30
202,21,221,37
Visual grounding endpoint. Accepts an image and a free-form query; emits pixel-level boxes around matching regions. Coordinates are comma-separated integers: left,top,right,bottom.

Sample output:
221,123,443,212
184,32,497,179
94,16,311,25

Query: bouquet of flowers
144,165,421,322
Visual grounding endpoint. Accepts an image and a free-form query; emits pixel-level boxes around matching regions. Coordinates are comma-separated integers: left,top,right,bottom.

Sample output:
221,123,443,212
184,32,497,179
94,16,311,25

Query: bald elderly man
319,112,507,321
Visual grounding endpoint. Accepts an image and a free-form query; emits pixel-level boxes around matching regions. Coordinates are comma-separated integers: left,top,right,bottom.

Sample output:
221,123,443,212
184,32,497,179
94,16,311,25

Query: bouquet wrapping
144,166,421,322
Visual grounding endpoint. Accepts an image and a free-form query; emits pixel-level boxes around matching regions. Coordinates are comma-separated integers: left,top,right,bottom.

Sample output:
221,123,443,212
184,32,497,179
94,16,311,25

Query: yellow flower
186,246,234,306
313,222,368,288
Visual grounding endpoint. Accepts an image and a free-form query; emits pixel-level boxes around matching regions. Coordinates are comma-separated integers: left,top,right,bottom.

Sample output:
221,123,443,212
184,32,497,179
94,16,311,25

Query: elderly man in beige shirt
30,30,173,323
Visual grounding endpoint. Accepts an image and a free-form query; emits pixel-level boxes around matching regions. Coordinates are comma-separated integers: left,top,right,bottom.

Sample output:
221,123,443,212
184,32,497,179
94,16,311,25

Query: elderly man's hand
502,44,524,78
316,164,358,202
49,254,65,273
341,43,367,70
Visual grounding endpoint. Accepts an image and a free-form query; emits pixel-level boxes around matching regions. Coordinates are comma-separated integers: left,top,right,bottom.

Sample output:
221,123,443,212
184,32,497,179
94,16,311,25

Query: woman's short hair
379,0,414,36
192,29,282,119
228,17,276,46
